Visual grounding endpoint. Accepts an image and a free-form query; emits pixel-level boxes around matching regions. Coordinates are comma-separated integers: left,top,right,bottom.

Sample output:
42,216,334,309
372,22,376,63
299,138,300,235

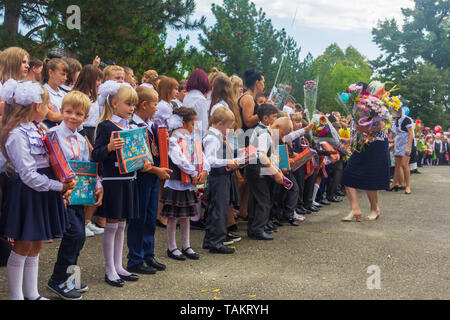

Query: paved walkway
0,166,449,300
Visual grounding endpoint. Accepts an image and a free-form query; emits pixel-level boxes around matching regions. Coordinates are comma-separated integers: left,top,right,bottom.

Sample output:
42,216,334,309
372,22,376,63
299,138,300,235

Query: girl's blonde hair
210,106,235,125
143,69,159,89
98,85,138,123
230,75,243,102
135,86,159,110
1,83,49,158
0,47,30,83
42,58,69,84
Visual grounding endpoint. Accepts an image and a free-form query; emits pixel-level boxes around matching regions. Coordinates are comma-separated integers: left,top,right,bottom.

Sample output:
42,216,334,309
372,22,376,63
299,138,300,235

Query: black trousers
271,171,299,221
303,169,318,208
326,160,344,200
245,166,273,236
293,167,305,208
203,174,232,249
51,205,86,283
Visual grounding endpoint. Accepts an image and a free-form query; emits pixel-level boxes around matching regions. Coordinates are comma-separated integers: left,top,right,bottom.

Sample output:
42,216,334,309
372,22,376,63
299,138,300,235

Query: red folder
158,126,169,169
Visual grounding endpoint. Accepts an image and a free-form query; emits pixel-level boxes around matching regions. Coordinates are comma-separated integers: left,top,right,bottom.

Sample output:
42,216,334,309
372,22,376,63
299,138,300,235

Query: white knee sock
114,221,131,277
7,251,27,300
103,223,120,281
180,218,194,254
312,183,320,203
23,255,40,300
167,218,179,254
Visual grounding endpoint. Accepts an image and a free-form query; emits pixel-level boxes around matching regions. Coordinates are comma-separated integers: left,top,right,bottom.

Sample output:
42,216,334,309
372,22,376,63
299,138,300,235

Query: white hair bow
97,80,132,108
0,79,43,106
167,114,183,131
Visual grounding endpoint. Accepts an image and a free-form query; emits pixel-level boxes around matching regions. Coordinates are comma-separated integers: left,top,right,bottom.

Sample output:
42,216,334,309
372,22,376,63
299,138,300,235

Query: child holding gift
126,86,172,274
0,80,75,300
47,91,104,300
161,107,210,261
92,81,144,287
202,106,239,254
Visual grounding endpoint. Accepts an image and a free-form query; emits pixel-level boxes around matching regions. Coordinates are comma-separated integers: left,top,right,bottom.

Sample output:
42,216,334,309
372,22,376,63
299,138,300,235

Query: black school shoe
210,246,235,254
248,232,274,240
127,262,157,275
146,258,166,271
167,248,186,261
118,273,139,282
182,247,200,260
104,275,124,287
319,199,331,205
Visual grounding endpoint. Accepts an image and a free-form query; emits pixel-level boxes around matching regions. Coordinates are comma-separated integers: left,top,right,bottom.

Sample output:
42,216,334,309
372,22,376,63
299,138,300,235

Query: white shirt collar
188,89,206,99
258,121,268,129
140,83,154,89
44,83,65,97
60,121,78,138
132,114,147,127
209,126,223,138
111,115,130,128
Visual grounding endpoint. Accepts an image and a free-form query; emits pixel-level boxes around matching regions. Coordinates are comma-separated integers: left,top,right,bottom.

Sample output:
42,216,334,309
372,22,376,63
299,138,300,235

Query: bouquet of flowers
311,114,341,148
414,120,426,152
304,79,319,122
336,81,393,152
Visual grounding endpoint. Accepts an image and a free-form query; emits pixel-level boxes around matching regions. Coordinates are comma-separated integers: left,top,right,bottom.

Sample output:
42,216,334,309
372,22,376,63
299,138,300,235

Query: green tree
312,44,372,114
198,0,302,94
371,0,449,127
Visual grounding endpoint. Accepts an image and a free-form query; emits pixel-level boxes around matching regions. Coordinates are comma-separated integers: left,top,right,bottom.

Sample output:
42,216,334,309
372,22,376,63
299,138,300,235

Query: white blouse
209,100,229,117
83,100,101,128
6,122,63,192
183,90,209,137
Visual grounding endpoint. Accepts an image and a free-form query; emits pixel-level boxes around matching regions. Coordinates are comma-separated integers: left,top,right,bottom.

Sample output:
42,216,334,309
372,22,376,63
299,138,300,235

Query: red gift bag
43,131,75,183
158,125,169,169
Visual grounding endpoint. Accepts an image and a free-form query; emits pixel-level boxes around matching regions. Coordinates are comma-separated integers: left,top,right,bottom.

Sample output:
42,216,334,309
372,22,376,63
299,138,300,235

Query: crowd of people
0,46,448,301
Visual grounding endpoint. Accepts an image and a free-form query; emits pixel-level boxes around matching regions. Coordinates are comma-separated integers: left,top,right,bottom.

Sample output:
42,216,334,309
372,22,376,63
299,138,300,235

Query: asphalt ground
0,165,449,300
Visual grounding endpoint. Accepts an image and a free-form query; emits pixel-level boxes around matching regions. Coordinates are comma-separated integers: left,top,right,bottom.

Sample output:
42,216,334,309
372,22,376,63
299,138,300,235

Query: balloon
434,125,442,134
402,106,410,116
340,92,350,103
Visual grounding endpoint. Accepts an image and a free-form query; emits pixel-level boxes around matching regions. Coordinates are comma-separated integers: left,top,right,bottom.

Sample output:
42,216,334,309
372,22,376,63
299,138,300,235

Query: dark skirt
0,167,68,241
341,139,390,191
97,179,139,220
160,187,198,218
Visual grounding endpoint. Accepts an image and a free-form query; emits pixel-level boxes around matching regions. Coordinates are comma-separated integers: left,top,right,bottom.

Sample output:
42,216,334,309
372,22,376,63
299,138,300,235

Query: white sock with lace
114,221,131,277
23,255,41,300
103,222,120,281
6,251,27,300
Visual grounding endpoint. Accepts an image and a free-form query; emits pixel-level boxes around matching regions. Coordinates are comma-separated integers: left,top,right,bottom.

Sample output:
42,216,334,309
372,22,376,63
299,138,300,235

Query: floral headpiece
97,80,132,108
0,79,44,106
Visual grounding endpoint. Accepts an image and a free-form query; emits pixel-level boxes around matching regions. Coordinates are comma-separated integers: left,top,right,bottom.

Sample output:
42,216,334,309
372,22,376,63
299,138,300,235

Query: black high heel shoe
389,185,399,192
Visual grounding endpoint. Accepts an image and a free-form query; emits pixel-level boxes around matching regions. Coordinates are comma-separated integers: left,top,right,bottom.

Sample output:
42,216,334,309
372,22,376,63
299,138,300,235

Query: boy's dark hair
257,104,279,121
294,103,303,113
263,90,271,98
328,114,337,123
173,106,197,123
29,57,43,70
255,93,265,100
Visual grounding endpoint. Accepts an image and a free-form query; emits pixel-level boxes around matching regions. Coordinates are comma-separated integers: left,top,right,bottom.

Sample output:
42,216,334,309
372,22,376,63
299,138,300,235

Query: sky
166,0,415,61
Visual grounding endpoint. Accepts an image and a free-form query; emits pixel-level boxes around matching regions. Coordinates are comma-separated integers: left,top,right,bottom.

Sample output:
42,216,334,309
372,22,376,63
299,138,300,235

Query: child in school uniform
59,57,82,94
245,104,284,240
202,107,239,254
42,58,69,128
46,91,104,300
0,80,76,300
270,116,313,227
92,81,144,287
161,107,210,261
126,86,172,274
